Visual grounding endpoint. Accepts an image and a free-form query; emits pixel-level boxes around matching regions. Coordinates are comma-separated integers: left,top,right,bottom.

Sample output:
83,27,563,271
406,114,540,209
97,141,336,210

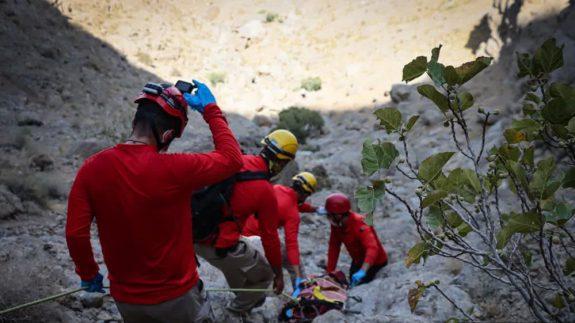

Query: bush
207,72,226,86
300,77,322,92
357,39,575,321
276,106,324,144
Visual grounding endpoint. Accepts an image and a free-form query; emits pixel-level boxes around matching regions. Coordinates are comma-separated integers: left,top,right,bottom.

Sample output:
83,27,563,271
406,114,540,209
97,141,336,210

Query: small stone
30,154,54,171
312,309,347,322
390,84,413,103
252,115,273,127
80,292,104,308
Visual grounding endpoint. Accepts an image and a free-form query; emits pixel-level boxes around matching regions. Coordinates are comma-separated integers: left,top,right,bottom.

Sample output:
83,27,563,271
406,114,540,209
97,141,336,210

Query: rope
0,286,295,315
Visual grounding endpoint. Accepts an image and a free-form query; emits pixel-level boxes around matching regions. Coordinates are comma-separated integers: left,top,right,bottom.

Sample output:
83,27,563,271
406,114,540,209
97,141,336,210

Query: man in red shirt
324,193,388,287
242,172,318,288
194,129,298,314
66,80,242,322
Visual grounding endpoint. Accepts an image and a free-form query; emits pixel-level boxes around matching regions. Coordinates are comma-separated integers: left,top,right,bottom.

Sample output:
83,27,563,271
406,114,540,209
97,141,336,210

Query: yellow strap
311,286,338,303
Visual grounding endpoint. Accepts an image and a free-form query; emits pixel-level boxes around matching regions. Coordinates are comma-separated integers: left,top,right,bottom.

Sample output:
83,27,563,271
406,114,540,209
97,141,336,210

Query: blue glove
291,277,306,298
81,273,105,293
183,80,216,114
316,206,327,216
350,269,366,287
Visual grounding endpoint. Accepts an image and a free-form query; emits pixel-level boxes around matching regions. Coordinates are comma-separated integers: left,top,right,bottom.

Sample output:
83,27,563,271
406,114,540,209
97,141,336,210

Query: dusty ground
1,0,574,322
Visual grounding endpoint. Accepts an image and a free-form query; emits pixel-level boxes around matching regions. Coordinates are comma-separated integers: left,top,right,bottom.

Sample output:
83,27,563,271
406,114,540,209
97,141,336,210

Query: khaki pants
116,285,212,323
195,237,274,311
245,235,304,287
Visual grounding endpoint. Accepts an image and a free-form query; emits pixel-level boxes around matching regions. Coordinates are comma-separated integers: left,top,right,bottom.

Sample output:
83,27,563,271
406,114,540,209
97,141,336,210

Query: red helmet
134,83,189,137
325,193,351,214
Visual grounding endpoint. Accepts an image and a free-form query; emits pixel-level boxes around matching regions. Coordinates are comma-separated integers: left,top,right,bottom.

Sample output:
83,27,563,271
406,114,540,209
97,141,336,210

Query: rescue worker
324,193,388,287
66,80,242,323
194,129,299,314
242,172,319,293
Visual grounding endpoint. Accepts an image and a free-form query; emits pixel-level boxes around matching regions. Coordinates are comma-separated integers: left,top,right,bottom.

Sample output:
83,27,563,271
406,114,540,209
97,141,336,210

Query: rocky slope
1,0,574,322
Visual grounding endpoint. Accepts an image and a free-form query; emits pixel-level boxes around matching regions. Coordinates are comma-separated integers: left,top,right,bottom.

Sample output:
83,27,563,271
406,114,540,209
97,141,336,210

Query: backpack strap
235,171,270,182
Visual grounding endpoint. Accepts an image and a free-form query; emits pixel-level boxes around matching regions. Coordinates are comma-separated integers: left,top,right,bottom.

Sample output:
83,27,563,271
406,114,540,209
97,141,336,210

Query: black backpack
191,171,269,243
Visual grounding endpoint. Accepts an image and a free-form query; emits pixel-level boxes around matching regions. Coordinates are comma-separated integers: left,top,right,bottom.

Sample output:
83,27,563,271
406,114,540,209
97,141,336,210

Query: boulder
312,309,347,322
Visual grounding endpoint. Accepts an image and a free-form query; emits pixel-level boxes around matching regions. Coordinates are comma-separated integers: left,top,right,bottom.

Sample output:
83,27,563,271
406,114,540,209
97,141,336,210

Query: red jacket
211,155,282,268
242,185,315,266
66,104,242,304
327,212,388,272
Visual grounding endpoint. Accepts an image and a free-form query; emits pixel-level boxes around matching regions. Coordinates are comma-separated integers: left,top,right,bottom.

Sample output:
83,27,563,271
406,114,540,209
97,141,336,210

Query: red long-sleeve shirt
66,104,242,304
326,212,388,272
210,155,282,268
242,185,314,266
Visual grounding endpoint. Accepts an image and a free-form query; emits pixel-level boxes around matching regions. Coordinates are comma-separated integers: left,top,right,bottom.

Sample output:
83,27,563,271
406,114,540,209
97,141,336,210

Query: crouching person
66,80,242,323
242,172,318,290
324,193,388,287
194,130,299,314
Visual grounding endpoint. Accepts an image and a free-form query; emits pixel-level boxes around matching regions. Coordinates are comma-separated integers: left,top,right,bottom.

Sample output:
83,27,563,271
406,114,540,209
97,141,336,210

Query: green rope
0,287,87,315
0,286,295,315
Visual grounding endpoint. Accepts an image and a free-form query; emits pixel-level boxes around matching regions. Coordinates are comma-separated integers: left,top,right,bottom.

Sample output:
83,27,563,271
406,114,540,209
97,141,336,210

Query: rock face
0,185,24,220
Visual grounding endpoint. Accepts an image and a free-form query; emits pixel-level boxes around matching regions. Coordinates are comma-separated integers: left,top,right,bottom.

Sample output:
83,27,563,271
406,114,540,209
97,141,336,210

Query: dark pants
349,260,387,285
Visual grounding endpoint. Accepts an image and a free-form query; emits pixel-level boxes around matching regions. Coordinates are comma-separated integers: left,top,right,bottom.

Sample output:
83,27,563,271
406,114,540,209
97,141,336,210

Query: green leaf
408,281,428,313
510,118,541,140
563,167,575,188
497,211,544,249
522,102,537,116
453,57,493,85
406,115,420,131
508,160,529,193
497,145,521,161
426,205,445,228
405,242,429,268
444,168,480,202
419,152,455,183
403,56,428,82
544,201,574,226
457,223,473,237
541,98,575,125
551,293,566,309
525,92,541,104
504,128,527,144
374,108,402,134
516,52,532,78
430,45,442,63
355,182,385,215
361,139,399,175
427,46,445,86
564,258,575,276
444,65,459,86
549,82,575,100
533,38,564,75
457,92,474,110
522,249,533,267
567,117,575,134
422,190,448,208
529,157,556,200
521,145,534,168
417,84,449,112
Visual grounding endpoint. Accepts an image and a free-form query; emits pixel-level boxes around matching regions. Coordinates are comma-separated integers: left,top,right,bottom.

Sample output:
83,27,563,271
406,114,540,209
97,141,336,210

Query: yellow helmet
261,129,299,160
292,172,317,194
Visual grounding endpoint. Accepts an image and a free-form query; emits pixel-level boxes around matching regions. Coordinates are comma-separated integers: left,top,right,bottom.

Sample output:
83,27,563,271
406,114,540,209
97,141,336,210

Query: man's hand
350,269,366,287
291,276,306,298
183,80,216,113
273,273,285,294
81,272,105,293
